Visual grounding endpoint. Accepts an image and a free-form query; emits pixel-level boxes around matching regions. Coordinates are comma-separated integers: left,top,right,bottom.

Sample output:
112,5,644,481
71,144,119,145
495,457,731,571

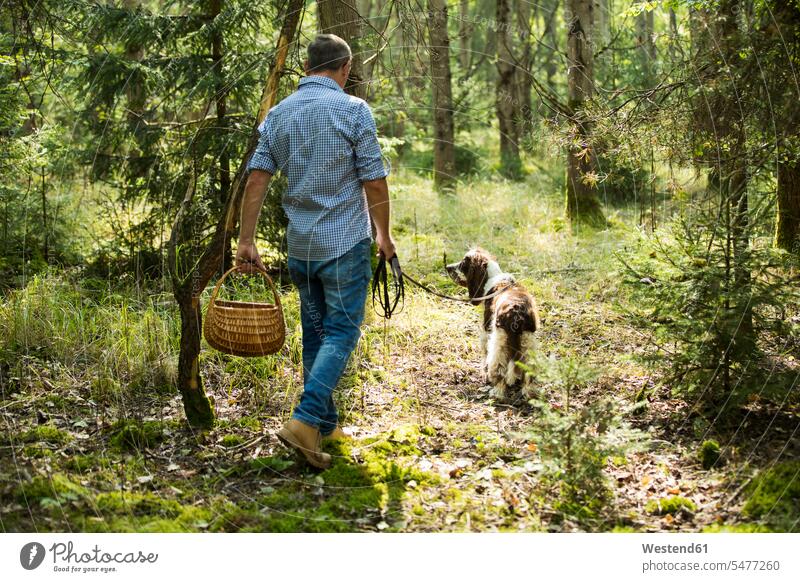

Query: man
235,34,395,469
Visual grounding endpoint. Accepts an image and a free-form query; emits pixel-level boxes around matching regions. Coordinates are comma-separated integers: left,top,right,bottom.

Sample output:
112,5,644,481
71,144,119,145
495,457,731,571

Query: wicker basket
203,266,285,357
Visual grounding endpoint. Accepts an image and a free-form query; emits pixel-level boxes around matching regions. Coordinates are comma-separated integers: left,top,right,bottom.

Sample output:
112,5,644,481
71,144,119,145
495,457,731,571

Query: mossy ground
1,168,797,532
741,461,800,532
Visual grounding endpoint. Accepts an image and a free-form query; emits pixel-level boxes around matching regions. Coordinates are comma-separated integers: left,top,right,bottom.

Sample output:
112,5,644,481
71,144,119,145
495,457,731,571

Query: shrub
619,209,797,414
525,355,648,523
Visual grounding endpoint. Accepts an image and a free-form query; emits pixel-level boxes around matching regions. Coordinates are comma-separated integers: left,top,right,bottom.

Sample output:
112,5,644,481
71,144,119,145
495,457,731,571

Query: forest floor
1,170,798,532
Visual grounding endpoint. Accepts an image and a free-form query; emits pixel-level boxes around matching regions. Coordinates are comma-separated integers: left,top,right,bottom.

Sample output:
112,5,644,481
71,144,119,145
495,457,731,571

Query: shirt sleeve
247,114,278,174
353,101,389,182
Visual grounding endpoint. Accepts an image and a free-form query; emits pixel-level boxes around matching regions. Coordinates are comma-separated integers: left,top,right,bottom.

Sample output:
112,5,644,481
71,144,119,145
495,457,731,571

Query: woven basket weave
203,266,285,357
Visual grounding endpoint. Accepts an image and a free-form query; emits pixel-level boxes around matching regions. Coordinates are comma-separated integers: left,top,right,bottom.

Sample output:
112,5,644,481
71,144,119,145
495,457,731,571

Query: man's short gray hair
307,34,352,73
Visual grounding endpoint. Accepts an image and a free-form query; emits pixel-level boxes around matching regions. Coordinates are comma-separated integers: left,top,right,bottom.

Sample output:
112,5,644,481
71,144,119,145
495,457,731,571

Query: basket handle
208,265,283,309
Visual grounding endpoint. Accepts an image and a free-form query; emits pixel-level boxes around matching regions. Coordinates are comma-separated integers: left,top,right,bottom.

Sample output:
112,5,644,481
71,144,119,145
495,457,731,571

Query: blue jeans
287,238,372,436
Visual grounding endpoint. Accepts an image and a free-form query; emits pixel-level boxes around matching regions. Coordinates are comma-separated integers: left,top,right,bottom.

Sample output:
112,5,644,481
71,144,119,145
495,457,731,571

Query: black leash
371,255,514,319
372,255,405,319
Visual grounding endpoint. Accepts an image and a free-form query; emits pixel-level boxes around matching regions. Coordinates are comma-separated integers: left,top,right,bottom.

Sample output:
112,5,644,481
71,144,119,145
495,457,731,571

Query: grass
1,164,795,533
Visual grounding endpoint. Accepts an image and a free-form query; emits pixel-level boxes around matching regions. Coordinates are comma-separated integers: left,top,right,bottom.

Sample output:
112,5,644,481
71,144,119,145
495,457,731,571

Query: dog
446,247,540,400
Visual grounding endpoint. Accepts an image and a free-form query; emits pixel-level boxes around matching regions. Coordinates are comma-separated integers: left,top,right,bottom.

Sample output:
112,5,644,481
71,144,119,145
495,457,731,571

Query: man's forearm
364,178,391,237
239,170,272,243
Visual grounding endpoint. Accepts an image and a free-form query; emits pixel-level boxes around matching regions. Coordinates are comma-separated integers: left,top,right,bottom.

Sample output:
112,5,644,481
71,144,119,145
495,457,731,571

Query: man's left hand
235,241,266,274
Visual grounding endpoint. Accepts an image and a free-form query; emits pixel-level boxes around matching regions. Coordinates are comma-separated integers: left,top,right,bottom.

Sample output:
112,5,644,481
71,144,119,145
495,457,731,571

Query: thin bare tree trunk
458,0,471,70
565,0,605,226
776,157,800,252
210,0,233,273
496,0,521,178
318,0,366,99
515,0,533,142
168,0,305,428
428,0,456,191
636,7,655,82
543,0,559,88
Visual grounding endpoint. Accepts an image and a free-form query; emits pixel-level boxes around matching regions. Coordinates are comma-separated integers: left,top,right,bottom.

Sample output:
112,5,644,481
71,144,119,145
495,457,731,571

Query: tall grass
0,273,178,396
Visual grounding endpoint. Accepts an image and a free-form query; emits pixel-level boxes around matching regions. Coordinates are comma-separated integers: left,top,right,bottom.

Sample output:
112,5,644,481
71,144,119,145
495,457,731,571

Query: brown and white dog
446,248,540,400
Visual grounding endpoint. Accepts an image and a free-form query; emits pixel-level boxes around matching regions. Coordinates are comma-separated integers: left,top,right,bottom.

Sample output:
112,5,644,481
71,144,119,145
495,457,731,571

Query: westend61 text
642,543,708,554
49,542,159,565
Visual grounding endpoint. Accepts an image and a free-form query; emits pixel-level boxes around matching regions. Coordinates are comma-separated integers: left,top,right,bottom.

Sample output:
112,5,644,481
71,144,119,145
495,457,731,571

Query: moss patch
220,434,245,448
742,461,800,531
17,473,88,506
645,496,697,515
21,424,72,445
108,420,166,451
94,491,182,517
702,522,774,533
698,440,722,470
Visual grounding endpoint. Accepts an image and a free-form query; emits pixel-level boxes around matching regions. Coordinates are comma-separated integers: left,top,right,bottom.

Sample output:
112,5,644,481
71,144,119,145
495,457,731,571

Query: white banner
1,533,798,582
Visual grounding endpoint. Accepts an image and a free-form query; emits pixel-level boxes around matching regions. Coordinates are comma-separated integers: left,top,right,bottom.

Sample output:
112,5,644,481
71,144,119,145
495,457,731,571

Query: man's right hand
235,241,266,274
375,231,396,260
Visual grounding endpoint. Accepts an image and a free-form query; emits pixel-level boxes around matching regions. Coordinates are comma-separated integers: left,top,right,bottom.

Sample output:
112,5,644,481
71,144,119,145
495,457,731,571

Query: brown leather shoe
322,426,349,441
276,418,331,469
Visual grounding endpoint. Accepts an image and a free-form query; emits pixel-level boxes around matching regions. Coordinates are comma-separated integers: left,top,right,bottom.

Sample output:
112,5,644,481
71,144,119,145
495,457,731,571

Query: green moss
698,440,722,470
361,424,426,458
94,491,182,517
321,462,372,488
645,496,697,515
22,445,55,459
234,416,261,431
17,474,88,506
742,461,800,531
611,525,638,533
702,523,774,533
220,434,245,448
64,454,110,473
21,424,72,445
80,503,214,533
224,456,294,477
108,420,165,451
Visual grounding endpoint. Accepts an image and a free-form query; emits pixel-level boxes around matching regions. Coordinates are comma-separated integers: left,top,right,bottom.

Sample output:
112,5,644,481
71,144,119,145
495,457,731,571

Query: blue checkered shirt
247,75,389,261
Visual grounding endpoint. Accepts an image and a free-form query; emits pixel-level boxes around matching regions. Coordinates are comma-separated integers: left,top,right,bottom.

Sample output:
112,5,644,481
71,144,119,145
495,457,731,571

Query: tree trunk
427,0,457,192
565,0,605,226
515,0,533,130
124,0,145,139
496,0,521,178
458,0,471,70
594,0,609,46
636,7,655,82
318,0,366,99
542,0,559,88
211,0,233,273
168,0,305,428
775,157,800,252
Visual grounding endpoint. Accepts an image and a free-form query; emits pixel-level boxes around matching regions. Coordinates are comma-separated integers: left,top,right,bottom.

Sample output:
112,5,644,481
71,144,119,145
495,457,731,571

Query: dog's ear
466,254,488,304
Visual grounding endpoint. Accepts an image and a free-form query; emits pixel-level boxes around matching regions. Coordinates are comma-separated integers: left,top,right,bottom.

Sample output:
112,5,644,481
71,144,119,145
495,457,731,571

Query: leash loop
372,254,405,319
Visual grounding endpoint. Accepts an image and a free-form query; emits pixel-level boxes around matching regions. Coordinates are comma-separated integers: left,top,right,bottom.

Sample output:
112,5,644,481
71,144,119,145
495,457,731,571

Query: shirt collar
299,75,345,93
